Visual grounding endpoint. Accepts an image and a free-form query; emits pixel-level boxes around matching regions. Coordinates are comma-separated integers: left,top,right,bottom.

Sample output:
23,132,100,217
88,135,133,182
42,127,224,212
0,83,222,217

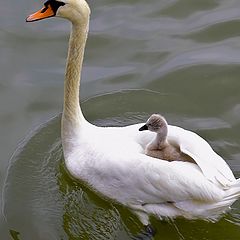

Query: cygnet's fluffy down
139,114,195,163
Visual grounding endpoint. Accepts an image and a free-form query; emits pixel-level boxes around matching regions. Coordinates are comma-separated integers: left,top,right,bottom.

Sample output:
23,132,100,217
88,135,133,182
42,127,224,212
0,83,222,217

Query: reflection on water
3,117,65,240
1,0,240,239
3,91,240,240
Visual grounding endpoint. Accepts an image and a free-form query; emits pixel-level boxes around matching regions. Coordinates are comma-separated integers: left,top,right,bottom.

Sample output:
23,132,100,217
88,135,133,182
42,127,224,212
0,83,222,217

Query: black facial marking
40,7,48,13
44,0,65,14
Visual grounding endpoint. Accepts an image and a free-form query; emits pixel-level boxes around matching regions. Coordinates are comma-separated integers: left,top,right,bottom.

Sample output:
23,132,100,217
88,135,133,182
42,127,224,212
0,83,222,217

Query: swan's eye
44,0,66,14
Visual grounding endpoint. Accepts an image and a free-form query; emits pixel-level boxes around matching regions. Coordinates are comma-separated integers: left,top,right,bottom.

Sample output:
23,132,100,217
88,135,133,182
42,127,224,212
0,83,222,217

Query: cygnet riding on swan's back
139,114,195,163
26,0,240,230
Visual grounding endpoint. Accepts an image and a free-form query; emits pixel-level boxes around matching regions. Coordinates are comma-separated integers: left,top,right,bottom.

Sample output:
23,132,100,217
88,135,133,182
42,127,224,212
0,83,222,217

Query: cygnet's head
26,0,90,24
139,114,168,134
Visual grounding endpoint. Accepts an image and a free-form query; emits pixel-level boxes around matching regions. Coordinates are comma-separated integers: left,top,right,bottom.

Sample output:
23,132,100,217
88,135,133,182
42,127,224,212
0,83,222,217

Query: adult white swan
26,0,240,229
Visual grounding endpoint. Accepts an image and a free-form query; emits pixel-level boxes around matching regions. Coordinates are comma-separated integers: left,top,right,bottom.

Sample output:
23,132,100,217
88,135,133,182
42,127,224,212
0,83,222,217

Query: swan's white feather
64,122,240,224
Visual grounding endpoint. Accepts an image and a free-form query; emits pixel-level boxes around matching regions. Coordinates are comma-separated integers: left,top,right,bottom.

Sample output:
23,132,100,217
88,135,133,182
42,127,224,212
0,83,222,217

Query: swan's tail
224,178,240,202
202,178,240,219
174,178,240,221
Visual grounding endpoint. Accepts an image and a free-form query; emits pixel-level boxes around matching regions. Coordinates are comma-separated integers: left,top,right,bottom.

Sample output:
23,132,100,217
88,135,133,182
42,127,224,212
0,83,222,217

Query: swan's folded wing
167,125,235,187
129,154,225,204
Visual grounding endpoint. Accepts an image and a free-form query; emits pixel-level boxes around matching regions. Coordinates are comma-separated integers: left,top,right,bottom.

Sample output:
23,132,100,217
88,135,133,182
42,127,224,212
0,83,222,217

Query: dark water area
1,0,240,239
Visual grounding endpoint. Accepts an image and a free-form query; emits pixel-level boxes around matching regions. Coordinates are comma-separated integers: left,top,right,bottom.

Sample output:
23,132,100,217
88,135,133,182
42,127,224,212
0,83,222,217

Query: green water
1,0,240,239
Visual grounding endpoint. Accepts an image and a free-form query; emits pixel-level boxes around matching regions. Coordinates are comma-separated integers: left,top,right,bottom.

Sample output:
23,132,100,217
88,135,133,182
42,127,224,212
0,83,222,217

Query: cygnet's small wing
167,125,235,187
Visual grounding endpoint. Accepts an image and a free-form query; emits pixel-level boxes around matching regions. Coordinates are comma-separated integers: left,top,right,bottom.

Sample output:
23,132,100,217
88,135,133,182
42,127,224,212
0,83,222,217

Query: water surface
1,0,240,239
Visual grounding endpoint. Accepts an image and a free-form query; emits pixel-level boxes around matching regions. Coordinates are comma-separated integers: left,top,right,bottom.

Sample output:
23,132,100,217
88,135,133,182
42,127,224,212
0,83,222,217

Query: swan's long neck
61,19,89,152
63,22,88,123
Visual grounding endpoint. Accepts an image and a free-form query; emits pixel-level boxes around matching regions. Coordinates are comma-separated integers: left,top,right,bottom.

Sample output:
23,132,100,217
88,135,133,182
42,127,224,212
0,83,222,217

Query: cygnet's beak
139,124,148,131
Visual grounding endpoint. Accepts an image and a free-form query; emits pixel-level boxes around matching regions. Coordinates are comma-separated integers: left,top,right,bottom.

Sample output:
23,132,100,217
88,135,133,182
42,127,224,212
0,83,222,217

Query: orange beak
26,4,55,22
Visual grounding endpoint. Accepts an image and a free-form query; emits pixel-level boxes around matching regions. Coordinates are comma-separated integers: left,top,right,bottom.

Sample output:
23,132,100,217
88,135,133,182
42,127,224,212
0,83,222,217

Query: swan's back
167,125,236,186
